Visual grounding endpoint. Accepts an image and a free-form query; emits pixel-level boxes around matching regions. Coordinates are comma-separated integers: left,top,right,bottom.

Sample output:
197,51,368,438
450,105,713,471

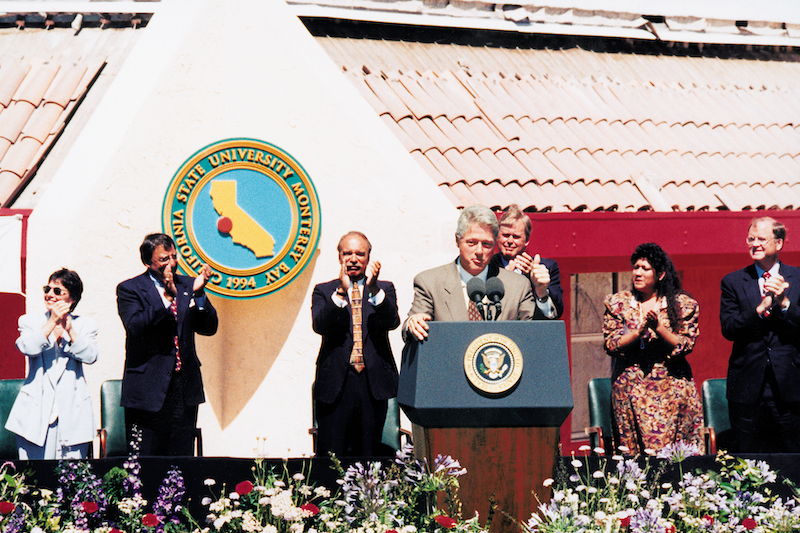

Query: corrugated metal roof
314,31,800,212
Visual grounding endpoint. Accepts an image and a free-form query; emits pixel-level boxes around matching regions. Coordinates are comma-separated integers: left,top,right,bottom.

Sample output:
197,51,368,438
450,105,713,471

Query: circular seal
162,138,321,298
463,333,523,394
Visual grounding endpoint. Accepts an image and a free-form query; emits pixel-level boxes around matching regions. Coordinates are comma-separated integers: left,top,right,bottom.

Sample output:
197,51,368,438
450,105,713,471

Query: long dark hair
630,242,685,329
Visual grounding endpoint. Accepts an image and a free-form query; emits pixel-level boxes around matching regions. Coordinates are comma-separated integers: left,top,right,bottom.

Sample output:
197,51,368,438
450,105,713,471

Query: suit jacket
312,279,400,404
489,253,564,319
403,260,537,340
6,312,99,447
720,263,800,403
117,272,218,412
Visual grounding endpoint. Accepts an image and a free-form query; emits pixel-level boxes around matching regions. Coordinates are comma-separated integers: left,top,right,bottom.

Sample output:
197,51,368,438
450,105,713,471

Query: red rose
81,501,99,514
142,513,160,527
386,530,399,533
619,516,631,527
702,515,714,525
435,515,457,529
0,501,14,514
666,526,676,533
301,503,320,515
742,518,757,530
235,480,254,496
111,529,124,533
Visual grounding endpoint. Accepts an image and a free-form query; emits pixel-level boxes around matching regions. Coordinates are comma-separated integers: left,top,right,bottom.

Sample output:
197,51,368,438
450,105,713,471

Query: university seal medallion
162,138,321,298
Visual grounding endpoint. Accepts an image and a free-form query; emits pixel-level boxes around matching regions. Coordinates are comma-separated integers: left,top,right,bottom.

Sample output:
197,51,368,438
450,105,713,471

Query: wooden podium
398,321,572,533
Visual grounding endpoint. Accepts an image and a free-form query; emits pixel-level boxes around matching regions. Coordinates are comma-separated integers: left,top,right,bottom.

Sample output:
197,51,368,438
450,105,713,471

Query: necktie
761,271,771,297
468,300,483,321
170,298,182,371
349,284,364,372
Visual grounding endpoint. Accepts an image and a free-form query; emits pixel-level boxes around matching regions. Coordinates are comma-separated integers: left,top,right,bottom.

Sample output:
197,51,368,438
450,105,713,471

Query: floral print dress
603,291,703,454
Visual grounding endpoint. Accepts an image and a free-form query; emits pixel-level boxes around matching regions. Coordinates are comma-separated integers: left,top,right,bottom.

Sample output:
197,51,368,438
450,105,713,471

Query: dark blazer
312,279,400,404
117,272,218,412
720,263,800,403
489,253,564,319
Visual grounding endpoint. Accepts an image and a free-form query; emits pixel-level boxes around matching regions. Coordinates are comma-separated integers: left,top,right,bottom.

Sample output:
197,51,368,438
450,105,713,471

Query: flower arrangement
527,442,800,533
1,436,799,533
191,443,485,533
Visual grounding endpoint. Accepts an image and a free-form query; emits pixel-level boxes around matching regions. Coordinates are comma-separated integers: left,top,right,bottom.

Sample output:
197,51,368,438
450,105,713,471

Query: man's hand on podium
406,313,431,341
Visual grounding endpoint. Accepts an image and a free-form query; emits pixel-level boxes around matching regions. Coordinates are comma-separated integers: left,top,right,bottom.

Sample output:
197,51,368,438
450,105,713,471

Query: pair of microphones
466,277,504,321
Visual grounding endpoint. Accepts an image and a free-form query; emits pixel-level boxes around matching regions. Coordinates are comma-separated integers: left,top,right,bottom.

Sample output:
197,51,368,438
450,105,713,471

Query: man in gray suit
404,205,538,341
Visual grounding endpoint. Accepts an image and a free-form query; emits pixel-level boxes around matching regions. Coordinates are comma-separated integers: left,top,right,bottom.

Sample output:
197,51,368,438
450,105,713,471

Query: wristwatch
537,290,549,303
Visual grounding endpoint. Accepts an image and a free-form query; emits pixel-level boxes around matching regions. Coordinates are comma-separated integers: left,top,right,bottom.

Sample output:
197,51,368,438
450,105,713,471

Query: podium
398,321,572,532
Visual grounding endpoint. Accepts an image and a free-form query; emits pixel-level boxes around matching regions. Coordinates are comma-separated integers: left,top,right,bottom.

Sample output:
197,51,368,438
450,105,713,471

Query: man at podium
403,205,542,342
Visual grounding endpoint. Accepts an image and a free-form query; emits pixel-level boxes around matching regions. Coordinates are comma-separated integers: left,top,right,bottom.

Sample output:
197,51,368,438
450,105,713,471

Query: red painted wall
519,211,800,453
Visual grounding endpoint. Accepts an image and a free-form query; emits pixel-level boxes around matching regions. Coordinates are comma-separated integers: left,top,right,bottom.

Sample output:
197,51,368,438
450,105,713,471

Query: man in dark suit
404,205,539,342
311,231,400,457
117,233,218,456
720,216,800,453
489,204,563,319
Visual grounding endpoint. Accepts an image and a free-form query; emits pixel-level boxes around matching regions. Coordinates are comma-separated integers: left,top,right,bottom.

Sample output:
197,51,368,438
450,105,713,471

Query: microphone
466,277,486,320
485,276,505,321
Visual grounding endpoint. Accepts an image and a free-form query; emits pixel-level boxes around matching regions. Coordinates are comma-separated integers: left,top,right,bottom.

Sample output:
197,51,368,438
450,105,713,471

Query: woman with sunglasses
5,268,99,459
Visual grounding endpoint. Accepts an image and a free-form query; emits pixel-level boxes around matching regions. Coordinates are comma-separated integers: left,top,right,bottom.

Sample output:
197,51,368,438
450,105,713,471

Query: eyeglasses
43,285,67,296
746,236,775,246
153,253,178,265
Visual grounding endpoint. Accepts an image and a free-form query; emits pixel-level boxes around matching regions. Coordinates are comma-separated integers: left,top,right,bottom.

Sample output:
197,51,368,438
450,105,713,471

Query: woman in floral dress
603,242,703,454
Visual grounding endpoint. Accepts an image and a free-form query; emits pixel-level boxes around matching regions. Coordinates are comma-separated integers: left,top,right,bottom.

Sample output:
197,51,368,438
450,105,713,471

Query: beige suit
404,260,536,338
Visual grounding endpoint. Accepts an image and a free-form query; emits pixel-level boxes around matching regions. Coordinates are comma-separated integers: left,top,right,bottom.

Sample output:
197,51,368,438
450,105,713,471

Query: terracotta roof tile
446,180,480,207
424,149,467,185
380,113,415,150
0,101,35,143
0,138,10,162
13,63,59,106
444,148,495,186
0,64,30,108
351,76,390,115
364,76,412,120
0,171,22,207
21,102,63,143
0,135,40,177
396,116,435,152
316,35,800,212
43,63,87,107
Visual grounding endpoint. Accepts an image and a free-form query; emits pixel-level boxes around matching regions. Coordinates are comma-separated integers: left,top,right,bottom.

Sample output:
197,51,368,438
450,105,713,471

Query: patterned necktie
760,271,771,297
468,300,483,321
349,283,364,372
170,298,182,371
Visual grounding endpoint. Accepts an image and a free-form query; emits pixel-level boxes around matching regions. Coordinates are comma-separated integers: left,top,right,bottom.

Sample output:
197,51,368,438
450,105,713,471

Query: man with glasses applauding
721,217,800,453
117,233,218,456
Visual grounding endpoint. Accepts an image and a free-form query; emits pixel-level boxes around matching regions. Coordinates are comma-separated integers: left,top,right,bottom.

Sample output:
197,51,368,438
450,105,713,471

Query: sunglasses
43,285,67,296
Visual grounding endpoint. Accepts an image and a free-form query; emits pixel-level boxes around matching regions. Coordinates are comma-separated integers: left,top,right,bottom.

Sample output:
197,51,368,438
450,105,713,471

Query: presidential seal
463,333,523,394
162,138,321,298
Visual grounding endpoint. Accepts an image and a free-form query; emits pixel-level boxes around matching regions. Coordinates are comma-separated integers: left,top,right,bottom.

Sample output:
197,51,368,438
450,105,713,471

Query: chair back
702,378,731,436
587,377,613,451
0,379,24,458
381,397,402,451
100,379,127,457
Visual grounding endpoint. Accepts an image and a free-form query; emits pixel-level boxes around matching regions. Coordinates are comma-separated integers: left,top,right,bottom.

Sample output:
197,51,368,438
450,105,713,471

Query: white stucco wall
25,0,459,457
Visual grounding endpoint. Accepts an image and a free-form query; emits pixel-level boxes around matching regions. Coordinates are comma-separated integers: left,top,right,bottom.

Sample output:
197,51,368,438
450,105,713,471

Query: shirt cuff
536,296,556,319
331,290,347,308
368,288,385,306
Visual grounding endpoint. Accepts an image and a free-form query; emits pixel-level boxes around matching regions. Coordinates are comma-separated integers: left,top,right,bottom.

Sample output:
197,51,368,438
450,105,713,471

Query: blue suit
721,263,800,452
117,271,217,454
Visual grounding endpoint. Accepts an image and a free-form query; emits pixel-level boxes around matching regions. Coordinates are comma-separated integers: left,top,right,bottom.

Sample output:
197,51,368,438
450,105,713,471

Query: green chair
701,378,731,455
98,379,203,457
585,377,612,455
98,380,127,458
0,379,25,459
